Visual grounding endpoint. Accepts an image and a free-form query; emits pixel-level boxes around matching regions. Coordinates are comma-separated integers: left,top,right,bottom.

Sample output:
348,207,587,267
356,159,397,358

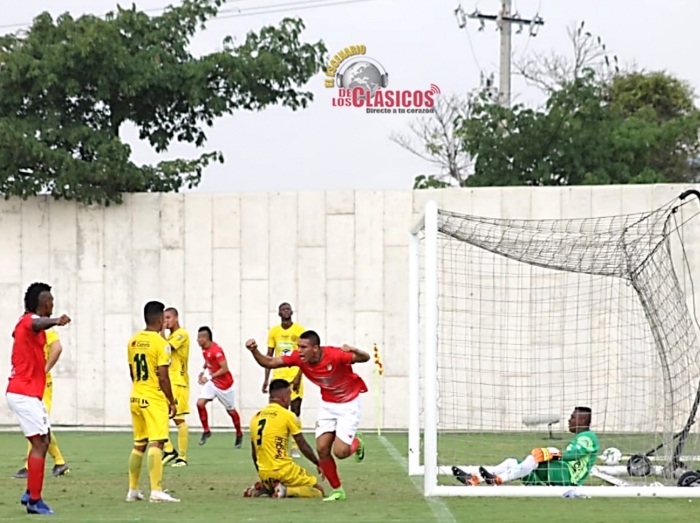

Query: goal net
408,191,700,497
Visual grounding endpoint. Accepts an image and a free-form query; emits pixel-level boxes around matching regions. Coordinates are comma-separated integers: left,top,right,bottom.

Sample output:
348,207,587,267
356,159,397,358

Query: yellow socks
48,434,65,465
164,440,175,454
147,446,164,491
177,422,189,462
128,449,144,490
286,486,323,498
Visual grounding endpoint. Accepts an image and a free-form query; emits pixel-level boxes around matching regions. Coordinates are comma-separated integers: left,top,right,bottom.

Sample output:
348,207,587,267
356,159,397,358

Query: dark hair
300,330,321,346
164,307,179,316
144,301,165,325
278,302,291,309
574,406,592,414
269,379,290,393
24,282,52,313
198,326,213,340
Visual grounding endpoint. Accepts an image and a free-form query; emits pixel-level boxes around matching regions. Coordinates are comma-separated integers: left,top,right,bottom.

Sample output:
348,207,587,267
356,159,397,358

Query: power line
0,0,390,32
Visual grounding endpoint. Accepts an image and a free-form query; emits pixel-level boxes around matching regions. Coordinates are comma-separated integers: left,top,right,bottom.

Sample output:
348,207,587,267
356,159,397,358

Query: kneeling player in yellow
125,301,179,503
12,328,69,479
245,379,324,499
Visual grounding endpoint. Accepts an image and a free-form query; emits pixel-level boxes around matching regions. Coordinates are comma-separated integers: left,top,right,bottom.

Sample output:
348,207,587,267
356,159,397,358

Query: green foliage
458,70,700,187
413,174,451,189
0,1,327,205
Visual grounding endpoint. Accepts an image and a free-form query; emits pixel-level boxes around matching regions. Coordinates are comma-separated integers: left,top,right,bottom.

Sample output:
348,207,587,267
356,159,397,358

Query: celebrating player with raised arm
196,326,243,448
245,379,324,499
161,307,191,467
6,282,71,515
453,407,599,487
126,301,180,503
246,330,370,501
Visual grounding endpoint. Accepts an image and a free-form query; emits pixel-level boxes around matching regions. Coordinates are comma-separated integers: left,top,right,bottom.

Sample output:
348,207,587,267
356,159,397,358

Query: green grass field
0,431,698,522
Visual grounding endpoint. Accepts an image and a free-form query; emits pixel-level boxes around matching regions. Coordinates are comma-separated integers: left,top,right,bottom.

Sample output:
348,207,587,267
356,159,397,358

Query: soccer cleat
354,432,365,463
478,466,502,485
26,499,55,515
234,434,243,449
199,431,212,446
52,463,70,477
12,467,28,479
125,489,145,502
322,487,346,501
290,448,301,458
20,490,30,505
149,490,180,503
171,458,188,467
272,483,287,498
162,449,178,465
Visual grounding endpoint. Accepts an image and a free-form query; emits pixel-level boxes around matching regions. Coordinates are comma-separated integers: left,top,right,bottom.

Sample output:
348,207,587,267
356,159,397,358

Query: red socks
228,410,242,436
27,455,45,501
198,404,210,432
319,457,341,489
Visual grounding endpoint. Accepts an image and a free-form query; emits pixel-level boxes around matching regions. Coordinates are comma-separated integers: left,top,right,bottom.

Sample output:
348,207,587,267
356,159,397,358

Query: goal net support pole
408,194,700,498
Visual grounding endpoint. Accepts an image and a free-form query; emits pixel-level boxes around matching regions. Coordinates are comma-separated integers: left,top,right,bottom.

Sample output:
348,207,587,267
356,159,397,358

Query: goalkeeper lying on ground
453,406,599,486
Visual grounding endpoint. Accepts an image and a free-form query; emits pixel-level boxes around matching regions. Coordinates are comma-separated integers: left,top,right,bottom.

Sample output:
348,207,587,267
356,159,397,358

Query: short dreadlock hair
24,282,52,313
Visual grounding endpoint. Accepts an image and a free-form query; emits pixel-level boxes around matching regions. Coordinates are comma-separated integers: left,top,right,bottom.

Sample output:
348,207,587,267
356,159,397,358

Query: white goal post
408,195,700,498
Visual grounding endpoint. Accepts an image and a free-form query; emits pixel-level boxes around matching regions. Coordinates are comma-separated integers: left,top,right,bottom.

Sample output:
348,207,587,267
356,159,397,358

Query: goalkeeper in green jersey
454,407,599,487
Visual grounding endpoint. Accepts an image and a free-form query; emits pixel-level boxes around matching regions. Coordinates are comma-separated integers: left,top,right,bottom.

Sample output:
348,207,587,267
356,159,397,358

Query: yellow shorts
130,397,169,443
173,385,190,418
43,382,53,415
259,462,317,490
273,373,304,401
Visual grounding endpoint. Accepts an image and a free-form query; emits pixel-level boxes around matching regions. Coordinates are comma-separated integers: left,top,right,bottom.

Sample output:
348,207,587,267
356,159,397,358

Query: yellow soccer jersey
128,330,171,403
44,329,59,386
250,402,301,471
167,328,190,387
268,323,305,381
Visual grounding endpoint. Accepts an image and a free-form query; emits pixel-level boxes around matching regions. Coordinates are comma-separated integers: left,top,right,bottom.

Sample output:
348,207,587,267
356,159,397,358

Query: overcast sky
6,0,700,192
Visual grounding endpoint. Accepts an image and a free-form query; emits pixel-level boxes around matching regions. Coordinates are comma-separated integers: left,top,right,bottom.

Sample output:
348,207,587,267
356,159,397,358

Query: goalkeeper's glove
530,447,562,463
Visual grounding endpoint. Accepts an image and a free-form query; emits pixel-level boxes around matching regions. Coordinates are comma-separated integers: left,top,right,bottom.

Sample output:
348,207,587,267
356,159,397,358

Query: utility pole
455,1,544,107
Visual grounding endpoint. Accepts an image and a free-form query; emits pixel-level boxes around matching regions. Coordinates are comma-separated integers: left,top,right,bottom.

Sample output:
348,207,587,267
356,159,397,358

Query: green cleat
322,487,346,501
354,432,365,463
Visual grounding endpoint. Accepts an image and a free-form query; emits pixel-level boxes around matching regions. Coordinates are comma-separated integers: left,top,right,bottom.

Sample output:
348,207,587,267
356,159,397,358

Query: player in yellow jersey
161,307,190,467
263,302,305,458
125,301,179,503
245,379,324,499
12,329,70,479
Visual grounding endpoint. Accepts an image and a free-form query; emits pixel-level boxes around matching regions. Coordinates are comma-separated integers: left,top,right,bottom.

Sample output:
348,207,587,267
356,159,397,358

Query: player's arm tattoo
157,365,176,405
251,441,259,471
31,317,61,333
249,346,287,369
293,433,319,466
349,346,371,363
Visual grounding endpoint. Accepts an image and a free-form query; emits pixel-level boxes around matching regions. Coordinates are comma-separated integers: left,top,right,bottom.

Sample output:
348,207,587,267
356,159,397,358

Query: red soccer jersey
6,313,47,399
282,346,368,403
203,342,234,390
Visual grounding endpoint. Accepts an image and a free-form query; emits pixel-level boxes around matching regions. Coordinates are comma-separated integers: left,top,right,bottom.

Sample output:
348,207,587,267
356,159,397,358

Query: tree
458,70,700,187
0,0,326,205
389,94,473,188
514,21,622,94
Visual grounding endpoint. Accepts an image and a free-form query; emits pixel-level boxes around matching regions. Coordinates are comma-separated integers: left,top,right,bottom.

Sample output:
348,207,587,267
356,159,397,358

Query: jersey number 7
256,419,267,446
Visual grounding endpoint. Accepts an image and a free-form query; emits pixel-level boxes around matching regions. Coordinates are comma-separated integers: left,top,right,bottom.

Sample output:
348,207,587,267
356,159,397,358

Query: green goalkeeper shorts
521,460,572,486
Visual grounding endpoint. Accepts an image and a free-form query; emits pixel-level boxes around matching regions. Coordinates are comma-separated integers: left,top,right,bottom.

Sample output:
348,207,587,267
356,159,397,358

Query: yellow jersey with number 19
167,328,190,387
250,402,302,471
128,330,171,404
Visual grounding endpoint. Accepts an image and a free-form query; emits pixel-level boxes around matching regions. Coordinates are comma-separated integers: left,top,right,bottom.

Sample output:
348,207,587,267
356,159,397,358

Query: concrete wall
0,185,699,433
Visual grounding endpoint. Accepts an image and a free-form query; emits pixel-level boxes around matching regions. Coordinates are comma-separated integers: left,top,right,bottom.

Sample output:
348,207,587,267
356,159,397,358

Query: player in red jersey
196,326,243,448
245,330,370,501
5,282,70,515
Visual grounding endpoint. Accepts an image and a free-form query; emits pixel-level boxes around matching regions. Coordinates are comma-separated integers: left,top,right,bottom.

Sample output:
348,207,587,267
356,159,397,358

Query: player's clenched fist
56,314,71,326
245,339,258,351
530,447,561,463
168,402,177,419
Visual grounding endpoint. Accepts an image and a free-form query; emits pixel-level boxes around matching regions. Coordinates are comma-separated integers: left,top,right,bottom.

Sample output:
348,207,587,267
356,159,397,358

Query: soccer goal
408,190,700,498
